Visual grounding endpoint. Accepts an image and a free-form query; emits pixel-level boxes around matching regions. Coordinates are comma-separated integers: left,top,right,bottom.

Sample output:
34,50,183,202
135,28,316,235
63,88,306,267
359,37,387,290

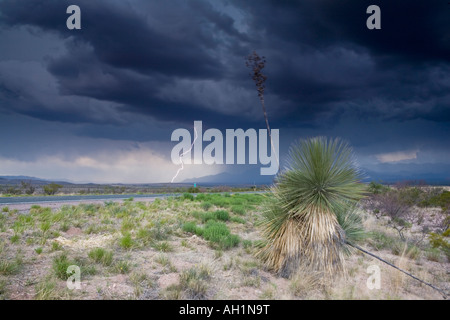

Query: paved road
0,193,178,205
0,191,266,213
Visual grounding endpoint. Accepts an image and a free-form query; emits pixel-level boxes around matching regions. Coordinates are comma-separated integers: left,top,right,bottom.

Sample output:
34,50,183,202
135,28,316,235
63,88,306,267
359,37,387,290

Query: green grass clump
0,279,7,299
112,261,131,274
51,241,63,252
192,211,214,223
137,228,153,245
213,210,229,221
152,241,173,252
179,265,212,299
88,248,113,266
230,216,246,224
73,257,97,276
10,234,20,244
201,221,229,241
182,193,195,201
192,210,229,223
0,257,23,275
182,220,239,250
242,240,253,249
202,221,240,250
34,278,60,300
60,222,70,232
182,222,202,235
201,202,212,211
119,233,135,249
52,254,74,280
120,218,135,233
40,221,51,234
231,205,246,215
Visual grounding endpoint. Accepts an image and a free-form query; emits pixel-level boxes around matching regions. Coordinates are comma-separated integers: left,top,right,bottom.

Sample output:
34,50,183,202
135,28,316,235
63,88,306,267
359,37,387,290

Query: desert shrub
428,229,450,261
21,181,35,195
420,191,450,210
396,186,426,206
368,231,397,251
256,137,366,277
182,193,194,201
43,183,63,195
194,194,208,201
200,202,212,211
187,187,200,193
391,242,420,259
373,190,414,240
367,181,390,195
6,186,21,195
426,248,442,262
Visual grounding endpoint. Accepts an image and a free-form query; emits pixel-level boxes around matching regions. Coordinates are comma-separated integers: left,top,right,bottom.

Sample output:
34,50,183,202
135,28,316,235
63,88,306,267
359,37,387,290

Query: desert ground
0,191,448,300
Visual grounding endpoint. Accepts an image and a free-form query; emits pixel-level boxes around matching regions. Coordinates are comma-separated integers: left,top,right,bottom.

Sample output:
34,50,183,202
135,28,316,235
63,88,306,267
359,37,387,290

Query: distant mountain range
2,162,450,186
183,172,274,185
182,163,450,186
0,176,74,185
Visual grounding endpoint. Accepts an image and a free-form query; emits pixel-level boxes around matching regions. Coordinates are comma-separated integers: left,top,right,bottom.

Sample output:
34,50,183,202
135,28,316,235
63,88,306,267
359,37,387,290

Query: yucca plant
257,136,366,277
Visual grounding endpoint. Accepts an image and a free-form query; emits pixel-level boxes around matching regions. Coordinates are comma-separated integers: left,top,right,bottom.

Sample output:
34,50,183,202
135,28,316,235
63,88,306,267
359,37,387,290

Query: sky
0,0,449,184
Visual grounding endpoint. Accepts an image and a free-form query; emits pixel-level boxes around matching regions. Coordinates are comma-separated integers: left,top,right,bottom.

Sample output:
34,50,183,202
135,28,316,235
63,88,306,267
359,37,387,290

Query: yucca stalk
257,137,366,277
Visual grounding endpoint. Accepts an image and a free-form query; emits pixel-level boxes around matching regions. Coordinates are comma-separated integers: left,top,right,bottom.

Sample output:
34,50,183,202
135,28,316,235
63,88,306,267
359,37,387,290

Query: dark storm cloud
0,0,262,128
0,0,229,77
0,0,449,130
234,0,450,126
236,0,449,63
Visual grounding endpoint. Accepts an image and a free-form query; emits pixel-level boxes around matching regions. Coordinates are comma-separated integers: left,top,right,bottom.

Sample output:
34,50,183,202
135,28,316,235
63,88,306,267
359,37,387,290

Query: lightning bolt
171,126,198,183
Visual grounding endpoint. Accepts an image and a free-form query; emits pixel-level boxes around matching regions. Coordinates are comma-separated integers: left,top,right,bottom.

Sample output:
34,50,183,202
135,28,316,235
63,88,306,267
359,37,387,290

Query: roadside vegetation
0,181,265,197
0,188,448,300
